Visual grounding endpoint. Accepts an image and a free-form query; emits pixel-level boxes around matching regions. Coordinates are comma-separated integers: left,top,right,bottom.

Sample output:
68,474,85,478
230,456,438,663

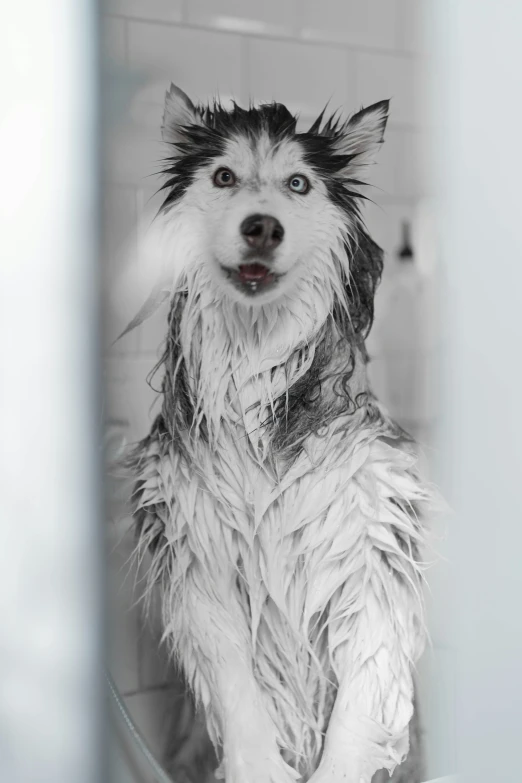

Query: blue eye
288,174,310,194
213,167,236,187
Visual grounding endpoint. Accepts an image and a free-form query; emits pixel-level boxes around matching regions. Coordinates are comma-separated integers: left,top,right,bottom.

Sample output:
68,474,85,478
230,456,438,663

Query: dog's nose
240,214,284,253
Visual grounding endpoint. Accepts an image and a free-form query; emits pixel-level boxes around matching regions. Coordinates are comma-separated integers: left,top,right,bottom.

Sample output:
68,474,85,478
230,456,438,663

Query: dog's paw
221,714,300,783
307,758,369,783
223,747,299,783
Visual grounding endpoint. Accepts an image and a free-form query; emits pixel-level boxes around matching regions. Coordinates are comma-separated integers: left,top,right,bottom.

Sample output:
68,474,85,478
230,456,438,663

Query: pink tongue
238,263,270,283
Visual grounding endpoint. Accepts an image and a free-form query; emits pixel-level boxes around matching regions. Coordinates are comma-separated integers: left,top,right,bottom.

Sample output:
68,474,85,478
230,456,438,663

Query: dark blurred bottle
398,220,414,262
379,221,425,434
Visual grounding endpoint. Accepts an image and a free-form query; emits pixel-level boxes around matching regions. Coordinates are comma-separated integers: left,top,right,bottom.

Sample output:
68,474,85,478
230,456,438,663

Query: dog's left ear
162,83,203,144
334,99,389,178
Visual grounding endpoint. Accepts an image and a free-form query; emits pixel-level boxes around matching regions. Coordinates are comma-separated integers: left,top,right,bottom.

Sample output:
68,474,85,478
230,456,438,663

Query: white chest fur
132,285,430,780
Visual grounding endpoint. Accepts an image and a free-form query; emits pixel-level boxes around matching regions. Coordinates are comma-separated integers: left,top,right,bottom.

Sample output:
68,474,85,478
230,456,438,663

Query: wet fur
125,88,432,783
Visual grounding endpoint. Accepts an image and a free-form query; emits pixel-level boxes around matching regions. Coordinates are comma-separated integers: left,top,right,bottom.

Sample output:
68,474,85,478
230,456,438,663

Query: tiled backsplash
102,0,434,442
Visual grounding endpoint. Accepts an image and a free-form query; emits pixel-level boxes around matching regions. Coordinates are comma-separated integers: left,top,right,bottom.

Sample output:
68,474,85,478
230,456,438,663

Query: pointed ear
162,83,202,144
334,99,389,177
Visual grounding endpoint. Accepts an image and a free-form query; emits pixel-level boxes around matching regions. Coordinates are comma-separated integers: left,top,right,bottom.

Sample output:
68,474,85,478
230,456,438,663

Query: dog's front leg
171,574,297,783
309,527,425,783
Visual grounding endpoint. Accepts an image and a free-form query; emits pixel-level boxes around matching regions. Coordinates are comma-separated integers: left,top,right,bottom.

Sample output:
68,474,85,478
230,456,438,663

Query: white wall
101,0,433,445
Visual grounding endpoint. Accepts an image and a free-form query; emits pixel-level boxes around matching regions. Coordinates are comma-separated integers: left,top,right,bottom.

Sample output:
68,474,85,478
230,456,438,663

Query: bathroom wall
102,0,436,446
102,2,451,779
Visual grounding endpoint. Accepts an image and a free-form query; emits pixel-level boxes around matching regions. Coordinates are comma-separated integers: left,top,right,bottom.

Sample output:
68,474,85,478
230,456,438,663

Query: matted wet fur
124,85,434,783
155,672,425,783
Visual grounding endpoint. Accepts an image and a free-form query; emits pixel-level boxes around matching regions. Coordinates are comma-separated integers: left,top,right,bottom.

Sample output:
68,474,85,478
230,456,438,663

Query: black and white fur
126,85,432,783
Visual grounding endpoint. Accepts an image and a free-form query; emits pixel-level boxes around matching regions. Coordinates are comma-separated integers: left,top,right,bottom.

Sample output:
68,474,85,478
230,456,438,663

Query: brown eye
288,174,310,194
213,167,236,187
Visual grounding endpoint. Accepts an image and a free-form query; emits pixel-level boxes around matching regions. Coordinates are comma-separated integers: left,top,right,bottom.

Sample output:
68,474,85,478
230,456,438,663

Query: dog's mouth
221,263,280,296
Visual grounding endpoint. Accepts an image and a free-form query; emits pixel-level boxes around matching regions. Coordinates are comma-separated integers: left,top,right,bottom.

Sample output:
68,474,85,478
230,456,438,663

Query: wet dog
126,85,432,783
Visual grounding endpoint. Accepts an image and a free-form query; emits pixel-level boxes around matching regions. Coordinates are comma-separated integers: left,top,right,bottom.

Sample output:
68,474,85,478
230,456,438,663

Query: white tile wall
395,129,426,197
102,15,127,65
301,0,398,51
364,200,417,256
105,356,161,441
102,187,140,355
102,3,446,778
397,0,427,54
247,37,354,117
127,21,244,105
107,0,183,23
186,0,299,37
105,124,164,185
103,186,138,281
367,128,403,197
355,49,419,126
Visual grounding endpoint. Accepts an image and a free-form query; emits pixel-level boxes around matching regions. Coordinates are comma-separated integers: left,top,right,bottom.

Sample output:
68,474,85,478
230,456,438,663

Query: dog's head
159,85,388,339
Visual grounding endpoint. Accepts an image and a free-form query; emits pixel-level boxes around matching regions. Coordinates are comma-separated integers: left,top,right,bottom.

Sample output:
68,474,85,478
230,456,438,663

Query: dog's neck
181,277,327,441
161,265,371,464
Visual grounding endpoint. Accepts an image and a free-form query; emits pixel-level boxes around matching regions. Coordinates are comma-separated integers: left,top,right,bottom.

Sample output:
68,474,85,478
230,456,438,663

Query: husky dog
127,84,432,783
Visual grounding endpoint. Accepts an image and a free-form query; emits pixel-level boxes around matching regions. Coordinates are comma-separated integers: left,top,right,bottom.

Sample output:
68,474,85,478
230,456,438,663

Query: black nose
240,214,284,253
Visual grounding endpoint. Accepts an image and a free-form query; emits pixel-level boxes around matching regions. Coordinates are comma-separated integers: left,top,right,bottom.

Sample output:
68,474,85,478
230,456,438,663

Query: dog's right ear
162,83,202,144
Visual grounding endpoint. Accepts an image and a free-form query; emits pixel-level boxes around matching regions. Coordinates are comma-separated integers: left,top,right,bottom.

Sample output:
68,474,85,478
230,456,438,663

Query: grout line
394,0,405,53
396,0,405,52
239,35,250,106
350,40,359,107
105,100,424,135
122,17,129,65
102,14,421,60
292,0,304,40
395,0,420,56
122,682,185,699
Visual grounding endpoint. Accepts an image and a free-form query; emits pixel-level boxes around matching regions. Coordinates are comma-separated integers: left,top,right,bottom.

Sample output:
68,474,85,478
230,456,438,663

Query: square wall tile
105,0,183,23
186,0,298,37
103,186,141,355
413,55,431,129
102,15,127,65
352,128,427,202
127,22,244,106
363,199,416,262
364,126,402,199
383,350,439,424
395,129,427,198
105,356,162,442
247,38,355,118
301,0,398,50
105,124,166,185
356,50,419,126
397,0,433,54
128,98,164,131
103,185,139,278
